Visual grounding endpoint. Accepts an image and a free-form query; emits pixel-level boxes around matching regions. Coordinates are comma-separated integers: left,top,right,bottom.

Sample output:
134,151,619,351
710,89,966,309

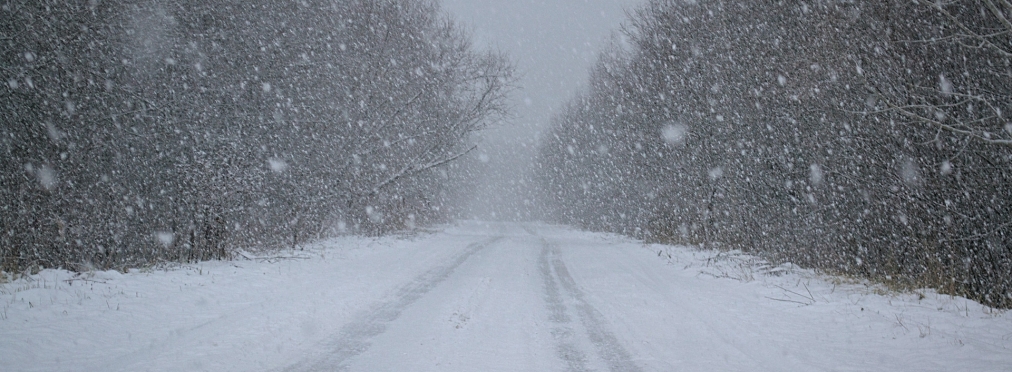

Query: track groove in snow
281,236,502,372
540,240,593,372
541,239,643,372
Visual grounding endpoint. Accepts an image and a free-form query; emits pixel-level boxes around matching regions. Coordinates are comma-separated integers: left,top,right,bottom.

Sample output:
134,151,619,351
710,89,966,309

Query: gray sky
441,0,642,136
439,0,644,219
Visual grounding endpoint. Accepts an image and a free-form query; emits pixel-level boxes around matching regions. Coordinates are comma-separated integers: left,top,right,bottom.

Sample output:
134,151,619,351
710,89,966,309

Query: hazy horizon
439,0,643,220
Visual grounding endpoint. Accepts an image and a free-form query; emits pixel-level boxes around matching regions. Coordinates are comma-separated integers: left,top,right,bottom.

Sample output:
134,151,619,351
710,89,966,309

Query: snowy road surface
3,222,1011,371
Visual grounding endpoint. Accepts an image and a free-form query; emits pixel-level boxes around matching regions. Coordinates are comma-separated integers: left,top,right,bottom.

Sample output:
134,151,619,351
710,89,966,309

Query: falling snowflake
939,74,953,96
661,122,688,146
37,165,58,191
809,164,824,186
156,231,175,248
708,167,723,181
940,161,953,175
268,158,288,173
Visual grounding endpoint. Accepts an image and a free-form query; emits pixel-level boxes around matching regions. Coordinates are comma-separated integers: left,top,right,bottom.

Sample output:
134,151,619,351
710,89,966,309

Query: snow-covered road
3,222,1010,371
287,227,644,372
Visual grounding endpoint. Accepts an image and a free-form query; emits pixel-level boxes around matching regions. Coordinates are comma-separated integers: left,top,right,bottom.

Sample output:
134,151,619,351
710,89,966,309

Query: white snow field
2,221,1010,372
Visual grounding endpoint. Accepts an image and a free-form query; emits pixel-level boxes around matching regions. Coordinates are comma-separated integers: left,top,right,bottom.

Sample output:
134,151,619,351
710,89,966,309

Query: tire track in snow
283,236,502,372
541,239,643,372
540,242,593,372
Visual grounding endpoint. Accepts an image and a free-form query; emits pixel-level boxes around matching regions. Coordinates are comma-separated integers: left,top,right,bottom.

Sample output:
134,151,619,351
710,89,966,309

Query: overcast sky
441,0,642,137
439,0,645,218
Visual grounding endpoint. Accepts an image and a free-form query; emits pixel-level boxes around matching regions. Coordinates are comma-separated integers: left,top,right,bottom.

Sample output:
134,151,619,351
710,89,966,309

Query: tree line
536,0,1011,307
1,0,512,272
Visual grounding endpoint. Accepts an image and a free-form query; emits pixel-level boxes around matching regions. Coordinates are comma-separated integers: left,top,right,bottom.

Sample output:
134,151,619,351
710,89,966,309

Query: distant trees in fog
536,0,1011,307
1,0,512,272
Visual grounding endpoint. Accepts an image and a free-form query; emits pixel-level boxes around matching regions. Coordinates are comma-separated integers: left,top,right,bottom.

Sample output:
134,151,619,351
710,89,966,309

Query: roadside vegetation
536,0,1012,308
1,0,513,273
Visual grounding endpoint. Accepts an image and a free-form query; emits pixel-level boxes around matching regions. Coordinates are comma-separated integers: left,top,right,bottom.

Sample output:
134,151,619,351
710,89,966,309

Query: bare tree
868,0,1012,147
0,0,514,271
536,0,1012,308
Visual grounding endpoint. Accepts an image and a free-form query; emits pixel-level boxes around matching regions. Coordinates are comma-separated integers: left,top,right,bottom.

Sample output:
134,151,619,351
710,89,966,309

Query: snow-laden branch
367,144,478,196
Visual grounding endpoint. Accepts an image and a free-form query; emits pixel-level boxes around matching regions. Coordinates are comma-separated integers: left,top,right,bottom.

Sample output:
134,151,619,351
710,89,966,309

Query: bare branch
915,0,1012,57
865,90,1012,147
985,0,1012,33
